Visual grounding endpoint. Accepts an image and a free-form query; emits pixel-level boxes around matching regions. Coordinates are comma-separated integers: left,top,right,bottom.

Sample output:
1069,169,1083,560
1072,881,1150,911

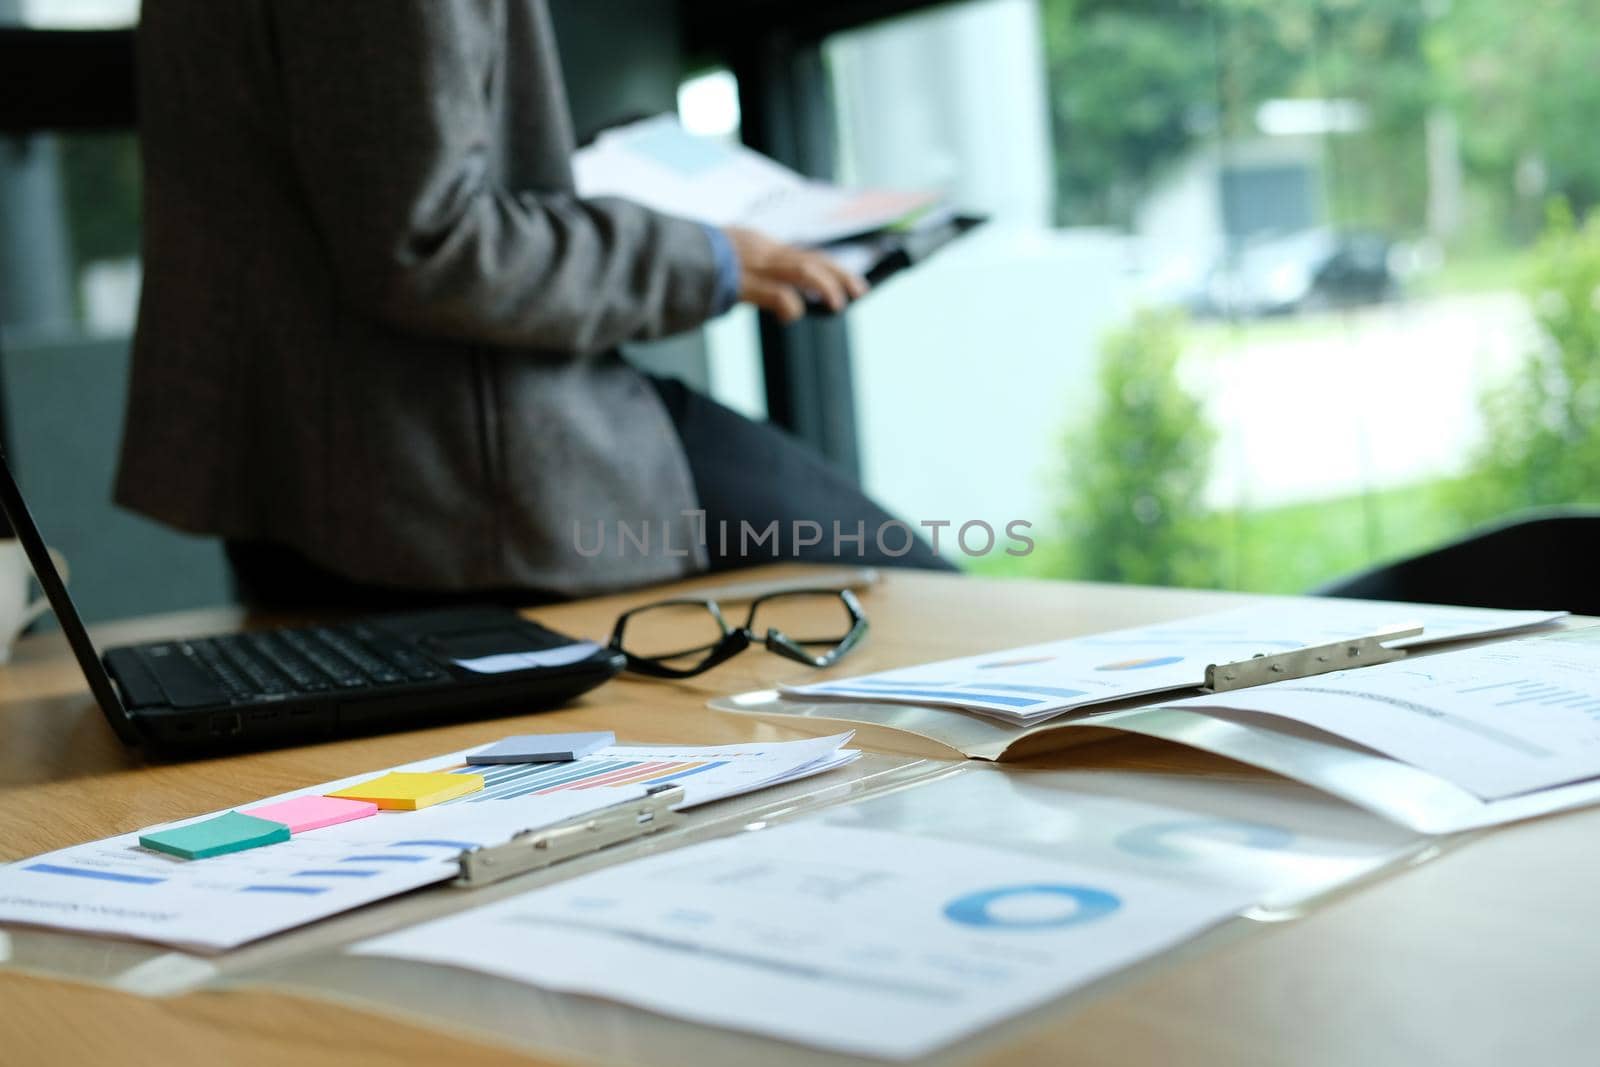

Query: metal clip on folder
453,783,687,887
1202,625,1423,694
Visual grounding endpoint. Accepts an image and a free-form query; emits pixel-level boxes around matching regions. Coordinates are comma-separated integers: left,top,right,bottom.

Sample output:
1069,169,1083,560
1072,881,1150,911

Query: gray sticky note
466,731,616,765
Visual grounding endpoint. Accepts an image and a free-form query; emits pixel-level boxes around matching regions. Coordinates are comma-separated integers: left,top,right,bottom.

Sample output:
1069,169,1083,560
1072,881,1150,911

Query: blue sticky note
139,811,291,860
466,731,616,765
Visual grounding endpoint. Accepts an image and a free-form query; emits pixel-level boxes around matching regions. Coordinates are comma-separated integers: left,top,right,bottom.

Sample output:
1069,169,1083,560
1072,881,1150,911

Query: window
823,0,1600,591
1,0,142,340
0,131,140,343
1,2,234,622
676,67,767,420
4,0,137,29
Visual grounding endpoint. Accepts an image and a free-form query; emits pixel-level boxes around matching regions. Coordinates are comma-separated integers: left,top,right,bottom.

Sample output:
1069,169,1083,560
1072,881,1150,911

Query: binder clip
453,783,686,887
1202,625,1422,694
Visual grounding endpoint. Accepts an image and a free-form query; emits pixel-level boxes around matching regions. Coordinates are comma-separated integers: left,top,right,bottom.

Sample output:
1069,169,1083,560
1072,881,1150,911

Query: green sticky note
139,811,290,860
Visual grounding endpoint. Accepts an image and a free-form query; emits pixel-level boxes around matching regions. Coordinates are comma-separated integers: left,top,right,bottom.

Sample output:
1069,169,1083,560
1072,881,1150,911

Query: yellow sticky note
326,771,483,811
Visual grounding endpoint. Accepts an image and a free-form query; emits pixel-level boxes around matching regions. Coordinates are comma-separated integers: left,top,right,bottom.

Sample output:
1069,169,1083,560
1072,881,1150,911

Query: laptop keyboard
163,625,449,706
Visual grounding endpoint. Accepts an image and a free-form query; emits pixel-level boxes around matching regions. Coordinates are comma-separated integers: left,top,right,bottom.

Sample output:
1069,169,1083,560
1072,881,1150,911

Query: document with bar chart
0,734,856,951
1165,628,1600,801
783,600,1566,725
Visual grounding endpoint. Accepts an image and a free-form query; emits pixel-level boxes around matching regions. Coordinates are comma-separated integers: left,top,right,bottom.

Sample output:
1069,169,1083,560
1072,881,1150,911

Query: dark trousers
228,376,952,609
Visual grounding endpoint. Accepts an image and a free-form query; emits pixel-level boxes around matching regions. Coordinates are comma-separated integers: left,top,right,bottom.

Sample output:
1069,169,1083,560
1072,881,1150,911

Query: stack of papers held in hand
574,114,942,248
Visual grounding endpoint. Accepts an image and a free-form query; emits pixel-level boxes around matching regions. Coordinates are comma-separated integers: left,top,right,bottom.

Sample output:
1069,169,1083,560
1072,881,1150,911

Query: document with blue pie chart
353,822,1250,1059
783,599,1565,725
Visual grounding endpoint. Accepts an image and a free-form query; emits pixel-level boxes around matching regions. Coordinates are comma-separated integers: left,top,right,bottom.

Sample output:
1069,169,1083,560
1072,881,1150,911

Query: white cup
0,538,69,664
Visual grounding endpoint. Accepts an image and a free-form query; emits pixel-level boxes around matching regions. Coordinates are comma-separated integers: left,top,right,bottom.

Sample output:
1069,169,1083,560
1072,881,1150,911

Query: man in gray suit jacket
118,0,944,607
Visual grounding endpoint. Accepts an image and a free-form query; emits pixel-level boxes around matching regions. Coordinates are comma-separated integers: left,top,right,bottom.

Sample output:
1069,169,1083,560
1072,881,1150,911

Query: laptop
0,448,624,755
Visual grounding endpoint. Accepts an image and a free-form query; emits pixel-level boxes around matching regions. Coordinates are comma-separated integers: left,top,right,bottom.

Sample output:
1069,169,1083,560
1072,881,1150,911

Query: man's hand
723,226,869,323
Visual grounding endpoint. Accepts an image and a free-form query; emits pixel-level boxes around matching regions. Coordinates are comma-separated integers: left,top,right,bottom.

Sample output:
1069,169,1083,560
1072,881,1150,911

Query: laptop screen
0,448,140,743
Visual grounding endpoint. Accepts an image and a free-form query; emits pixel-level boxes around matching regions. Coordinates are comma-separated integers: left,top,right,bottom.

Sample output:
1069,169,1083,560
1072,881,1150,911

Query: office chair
1314,508,1600,617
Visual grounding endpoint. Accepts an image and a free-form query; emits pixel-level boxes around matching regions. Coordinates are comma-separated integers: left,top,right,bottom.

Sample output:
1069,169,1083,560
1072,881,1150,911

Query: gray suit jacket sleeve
271,0,721,355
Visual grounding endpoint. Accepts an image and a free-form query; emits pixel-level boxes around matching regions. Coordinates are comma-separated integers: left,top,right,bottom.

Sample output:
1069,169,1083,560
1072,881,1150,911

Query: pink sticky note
242,795,378,833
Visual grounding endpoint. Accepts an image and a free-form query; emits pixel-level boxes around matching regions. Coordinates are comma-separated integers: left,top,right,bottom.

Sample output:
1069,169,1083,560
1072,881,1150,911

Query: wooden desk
3,566,1595,1066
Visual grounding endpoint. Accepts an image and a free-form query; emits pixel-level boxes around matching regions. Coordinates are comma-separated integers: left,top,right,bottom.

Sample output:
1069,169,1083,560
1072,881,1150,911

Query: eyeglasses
609,589,868,679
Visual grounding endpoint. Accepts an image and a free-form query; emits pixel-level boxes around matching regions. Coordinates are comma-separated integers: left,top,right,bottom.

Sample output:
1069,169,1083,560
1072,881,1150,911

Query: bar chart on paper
446,758,732,801
430,736,859,809
1455,677,1600,715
